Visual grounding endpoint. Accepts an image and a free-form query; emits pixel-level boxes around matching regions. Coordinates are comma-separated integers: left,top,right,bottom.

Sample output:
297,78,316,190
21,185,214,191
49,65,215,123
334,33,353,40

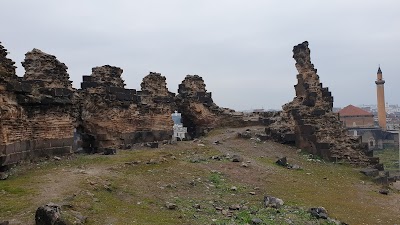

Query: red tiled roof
338,105,373,117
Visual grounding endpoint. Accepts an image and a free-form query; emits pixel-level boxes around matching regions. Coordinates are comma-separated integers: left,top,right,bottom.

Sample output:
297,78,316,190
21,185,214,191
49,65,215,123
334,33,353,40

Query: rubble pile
266,41,375,165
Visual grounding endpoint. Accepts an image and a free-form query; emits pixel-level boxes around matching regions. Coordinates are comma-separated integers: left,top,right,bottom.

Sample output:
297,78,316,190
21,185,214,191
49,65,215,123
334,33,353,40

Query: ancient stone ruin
78,68,174,152
0,40,378,169
265,41,376,165
0,45,75,168
0,41,243,168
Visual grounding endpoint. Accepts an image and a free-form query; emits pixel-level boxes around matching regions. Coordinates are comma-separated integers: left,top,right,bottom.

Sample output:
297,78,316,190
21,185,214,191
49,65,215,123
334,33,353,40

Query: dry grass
1,127,399,225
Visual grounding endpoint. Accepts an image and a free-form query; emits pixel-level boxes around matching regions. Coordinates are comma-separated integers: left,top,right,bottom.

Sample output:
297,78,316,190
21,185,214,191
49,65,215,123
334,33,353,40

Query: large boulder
35,203,67,225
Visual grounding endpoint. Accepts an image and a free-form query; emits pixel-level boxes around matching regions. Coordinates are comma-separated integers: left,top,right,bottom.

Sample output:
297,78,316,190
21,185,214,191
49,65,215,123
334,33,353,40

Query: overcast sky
1,0,399,110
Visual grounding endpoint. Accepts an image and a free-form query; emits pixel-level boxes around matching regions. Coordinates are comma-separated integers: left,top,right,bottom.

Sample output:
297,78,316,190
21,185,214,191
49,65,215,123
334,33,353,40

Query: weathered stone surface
79,70,173,152
309,207,328,219
1,46,74,167
360,168,379,177
275,157,288,167
0,42,16,80
176,75,244,138
265,41,372,165
22,49,72,89
264,195,284,208
35,203,67,225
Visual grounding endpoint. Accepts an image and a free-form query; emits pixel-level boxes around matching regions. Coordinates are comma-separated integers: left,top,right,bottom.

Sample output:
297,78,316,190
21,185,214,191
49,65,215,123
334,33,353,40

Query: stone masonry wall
176,75,244,138
266,41,376,165
1,46,74,167
79,70,173,152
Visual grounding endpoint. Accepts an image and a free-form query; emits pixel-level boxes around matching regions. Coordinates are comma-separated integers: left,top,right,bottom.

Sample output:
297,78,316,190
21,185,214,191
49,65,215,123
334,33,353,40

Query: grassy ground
374,148,400,173
1,127,399,225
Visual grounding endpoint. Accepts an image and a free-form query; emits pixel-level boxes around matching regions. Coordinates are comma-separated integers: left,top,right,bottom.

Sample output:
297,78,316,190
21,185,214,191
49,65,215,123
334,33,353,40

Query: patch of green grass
0,174,37,220
374,148,400,172
209,172,223,185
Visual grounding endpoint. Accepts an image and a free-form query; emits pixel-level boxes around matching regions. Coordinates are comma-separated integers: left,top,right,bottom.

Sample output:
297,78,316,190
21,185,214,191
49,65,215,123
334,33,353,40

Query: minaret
375,67,386,130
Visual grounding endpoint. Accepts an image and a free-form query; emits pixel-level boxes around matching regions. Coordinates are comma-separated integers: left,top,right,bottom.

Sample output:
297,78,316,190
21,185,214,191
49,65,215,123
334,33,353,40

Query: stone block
19,140,28,152
116,92,133,101
50,147,72,155
107,86,125,94
5,143,15,155
35,140,50,149
82,76,93,82
120,101,131,107
283,133,295,144
81,81,99,89
320,148,332,160
311,109,326,116
14,142,21,153
63,138,74,146
50,139,64,148
360,168,379,177
0,145,5,155
21,82,32,93
368,157,380,165
299,125,314,135
32,149,48,158
316,142,330,150
0,155,7,166
196,92,206,97
8,152,23,164
12,82,22,92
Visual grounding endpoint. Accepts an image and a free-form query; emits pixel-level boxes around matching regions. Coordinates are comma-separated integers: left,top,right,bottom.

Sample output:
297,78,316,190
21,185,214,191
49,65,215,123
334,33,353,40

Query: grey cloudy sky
1,0,399,110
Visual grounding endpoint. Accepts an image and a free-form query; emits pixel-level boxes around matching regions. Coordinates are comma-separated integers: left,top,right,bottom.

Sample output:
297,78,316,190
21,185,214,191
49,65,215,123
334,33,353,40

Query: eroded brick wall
0,45,75,167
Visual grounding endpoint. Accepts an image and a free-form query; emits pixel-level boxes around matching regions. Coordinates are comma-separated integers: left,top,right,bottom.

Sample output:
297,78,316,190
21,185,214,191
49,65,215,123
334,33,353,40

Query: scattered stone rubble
264,41,376,165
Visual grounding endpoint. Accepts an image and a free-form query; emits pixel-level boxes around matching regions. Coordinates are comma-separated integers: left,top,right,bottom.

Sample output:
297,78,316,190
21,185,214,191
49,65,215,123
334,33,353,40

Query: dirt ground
1,126,399,225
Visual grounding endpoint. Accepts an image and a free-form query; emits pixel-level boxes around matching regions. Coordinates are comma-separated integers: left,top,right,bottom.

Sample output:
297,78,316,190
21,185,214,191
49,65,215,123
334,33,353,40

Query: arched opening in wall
172,111,188,141
75,125,96,153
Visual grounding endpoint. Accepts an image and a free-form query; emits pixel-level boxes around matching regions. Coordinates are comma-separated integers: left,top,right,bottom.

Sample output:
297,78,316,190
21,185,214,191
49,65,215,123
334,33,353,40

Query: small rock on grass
309,207,328,219
379,189,389,195
0,172,9,180
251,218,263,225
231,155,243,162
241,163,249,167
264,195,284,208
165,202,177,210
275,157,288,167
229,204,241,210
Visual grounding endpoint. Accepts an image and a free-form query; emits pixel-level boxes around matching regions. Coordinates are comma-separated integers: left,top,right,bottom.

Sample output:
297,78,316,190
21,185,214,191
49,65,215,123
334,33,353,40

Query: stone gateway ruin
0,40,377,169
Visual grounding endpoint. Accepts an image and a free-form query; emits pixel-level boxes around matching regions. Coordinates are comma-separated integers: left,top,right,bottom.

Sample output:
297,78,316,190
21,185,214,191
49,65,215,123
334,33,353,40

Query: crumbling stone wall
176,75,244,138
1,45,74,167
1,41,242,166
79,69,173,152
266,41,375,165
